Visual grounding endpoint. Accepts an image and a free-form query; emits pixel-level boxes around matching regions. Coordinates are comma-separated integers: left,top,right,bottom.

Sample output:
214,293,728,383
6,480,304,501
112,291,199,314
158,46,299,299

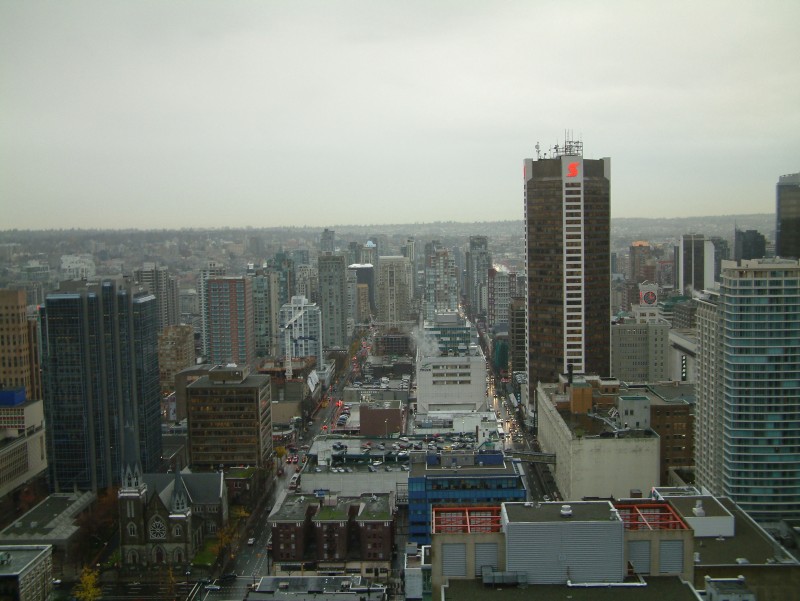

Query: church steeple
120,423,146,496
170,469,191,515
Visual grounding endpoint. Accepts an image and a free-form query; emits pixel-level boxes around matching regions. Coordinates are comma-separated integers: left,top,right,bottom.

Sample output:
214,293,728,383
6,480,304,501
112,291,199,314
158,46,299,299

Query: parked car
205,584,221,591
247,537,255,545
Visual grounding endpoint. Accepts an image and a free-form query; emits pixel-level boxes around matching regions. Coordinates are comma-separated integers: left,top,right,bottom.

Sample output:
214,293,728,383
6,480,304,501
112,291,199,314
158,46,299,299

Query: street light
384,419,388,439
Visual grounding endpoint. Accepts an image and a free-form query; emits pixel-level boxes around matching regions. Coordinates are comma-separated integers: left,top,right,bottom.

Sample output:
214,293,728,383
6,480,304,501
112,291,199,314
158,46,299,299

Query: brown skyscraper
0,289,41,400
524,144,611,401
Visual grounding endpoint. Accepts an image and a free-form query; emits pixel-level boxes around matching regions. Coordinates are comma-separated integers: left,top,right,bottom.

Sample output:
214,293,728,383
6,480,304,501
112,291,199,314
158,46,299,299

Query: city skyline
1,1,799,230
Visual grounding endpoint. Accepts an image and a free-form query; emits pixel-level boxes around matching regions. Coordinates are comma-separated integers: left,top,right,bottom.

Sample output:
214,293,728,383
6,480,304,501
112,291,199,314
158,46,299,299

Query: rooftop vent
692,500,706,517
560,505,573,518
0,552,11,565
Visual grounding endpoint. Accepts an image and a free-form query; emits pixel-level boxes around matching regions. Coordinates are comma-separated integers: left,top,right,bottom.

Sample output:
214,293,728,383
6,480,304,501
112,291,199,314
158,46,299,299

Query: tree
73,567,101,601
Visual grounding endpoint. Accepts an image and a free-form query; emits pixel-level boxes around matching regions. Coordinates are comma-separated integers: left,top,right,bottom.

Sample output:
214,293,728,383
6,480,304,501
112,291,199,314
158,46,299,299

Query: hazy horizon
2,1,798,230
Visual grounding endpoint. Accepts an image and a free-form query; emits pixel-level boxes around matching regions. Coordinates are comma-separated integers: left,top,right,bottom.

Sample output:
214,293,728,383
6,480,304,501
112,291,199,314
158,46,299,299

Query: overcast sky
1,1,799,230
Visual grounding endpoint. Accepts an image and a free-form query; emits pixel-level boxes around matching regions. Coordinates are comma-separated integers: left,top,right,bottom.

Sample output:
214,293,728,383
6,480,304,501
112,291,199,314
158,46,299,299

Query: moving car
205,584,221,591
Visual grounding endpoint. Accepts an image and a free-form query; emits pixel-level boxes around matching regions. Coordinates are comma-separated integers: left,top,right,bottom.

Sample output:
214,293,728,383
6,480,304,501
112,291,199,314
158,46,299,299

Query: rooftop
250,575,386,601
0,546,52,576
0,492,95,544
443,575,698,601
504,501,618,524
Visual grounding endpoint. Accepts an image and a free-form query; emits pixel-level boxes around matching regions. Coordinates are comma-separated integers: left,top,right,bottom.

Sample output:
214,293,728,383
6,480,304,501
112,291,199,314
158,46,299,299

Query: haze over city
1,0,799,231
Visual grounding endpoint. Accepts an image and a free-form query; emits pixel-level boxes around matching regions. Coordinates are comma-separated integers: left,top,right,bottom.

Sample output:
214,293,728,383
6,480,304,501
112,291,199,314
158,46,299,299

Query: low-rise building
0,391,47,502
269,492,395,580
408,451,526,545
536,376,660,501
0,545,53,601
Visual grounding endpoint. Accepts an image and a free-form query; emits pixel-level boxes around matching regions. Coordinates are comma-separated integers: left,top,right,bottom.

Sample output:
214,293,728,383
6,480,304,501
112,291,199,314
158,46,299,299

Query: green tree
73,566,101,601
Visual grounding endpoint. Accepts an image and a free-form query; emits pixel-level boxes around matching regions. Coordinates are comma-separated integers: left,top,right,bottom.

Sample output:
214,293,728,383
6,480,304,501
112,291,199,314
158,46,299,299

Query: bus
497,425,505,439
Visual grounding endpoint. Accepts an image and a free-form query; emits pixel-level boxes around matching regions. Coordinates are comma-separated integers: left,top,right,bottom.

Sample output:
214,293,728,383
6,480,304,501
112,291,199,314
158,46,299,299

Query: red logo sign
566,162,579,178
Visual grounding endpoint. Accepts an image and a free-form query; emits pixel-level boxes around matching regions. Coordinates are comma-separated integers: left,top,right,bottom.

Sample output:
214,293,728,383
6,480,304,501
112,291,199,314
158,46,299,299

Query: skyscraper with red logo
524,140,611,425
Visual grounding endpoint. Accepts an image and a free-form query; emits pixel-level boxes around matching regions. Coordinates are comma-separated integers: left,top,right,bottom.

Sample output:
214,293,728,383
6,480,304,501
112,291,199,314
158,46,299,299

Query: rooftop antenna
535,142,541,160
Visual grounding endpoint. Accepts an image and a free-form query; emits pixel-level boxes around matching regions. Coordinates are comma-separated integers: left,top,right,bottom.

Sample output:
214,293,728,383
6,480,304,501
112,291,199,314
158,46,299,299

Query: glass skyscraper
41,279,161,492
696,258,800,522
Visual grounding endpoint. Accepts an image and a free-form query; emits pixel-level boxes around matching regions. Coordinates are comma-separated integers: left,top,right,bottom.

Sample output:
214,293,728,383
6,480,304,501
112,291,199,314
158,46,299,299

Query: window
127,523,137,537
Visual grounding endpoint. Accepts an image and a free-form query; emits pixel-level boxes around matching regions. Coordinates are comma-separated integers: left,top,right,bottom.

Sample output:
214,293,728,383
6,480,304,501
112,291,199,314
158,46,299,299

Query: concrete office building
186,364,272,471
524,141,611,392
0,390,47,500
695,258,800,523
610,321,670,383
0,544,53,601
535,375,660,501
0,289,41,401
776,172,800,259
40,279,161,492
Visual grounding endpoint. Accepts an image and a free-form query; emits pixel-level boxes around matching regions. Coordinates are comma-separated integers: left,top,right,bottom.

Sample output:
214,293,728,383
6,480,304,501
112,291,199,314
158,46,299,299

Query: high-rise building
676,234,715,295
356,284,371,325
401,237,417,297
267,251,295,307
508,297,527,376
465,236,491,319
40,279,161,492
198,260,225,359
376,256,412,327
0,289,42,400
317,253,348,349
734,228,767,261
279,296,323,371
776,172,800,259
628,241,654,284
524,143,611,389
133,263,179,331
186,364,272,472
250,270,280,358
486,267,517,330
423,242,459,321
157,325,196,394
695,258,800,522
348,264,376,316
610,321,670,383
320,228,336,253
206,276,255,368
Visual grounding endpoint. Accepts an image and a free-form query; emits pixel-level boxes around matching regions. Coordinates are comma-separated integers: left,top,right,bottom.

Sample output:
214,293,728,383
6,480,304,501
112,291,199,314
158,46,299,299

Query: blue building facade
408,451,527,545
41,279,161,492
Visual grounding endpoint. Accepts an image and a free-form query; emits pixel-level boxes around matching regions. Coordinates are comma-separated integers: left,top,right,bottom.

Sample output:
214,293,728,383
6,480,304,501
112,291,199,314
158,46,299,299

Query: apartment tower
376,256,412,327
318,253,349,349
524,141,611,390
206,276,255,368
133,262,180,331
695,259,800,522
